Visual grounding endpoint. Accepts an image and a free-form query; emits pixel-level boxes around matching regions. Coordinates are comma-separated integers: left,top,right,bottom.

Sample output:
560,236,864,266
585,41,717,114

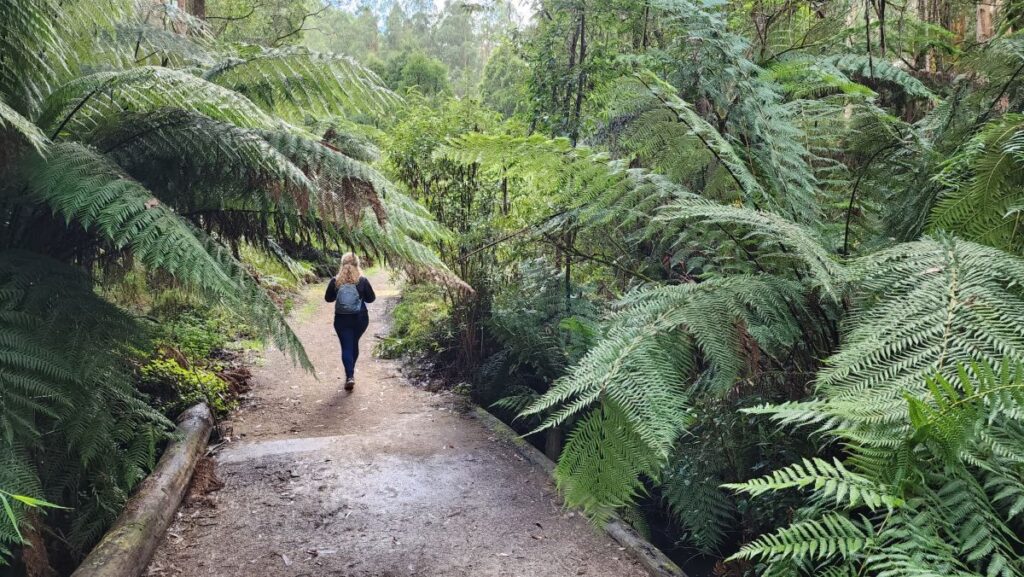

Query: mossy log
72,404,214,577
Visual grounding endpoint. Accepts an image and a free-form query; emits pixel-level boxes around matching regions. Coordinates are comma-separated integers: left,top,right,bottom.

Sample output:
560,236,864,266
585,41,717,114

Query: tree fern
931,114,1024,253
524,275,812,517
822,54,937,102
89,109,316,214
0,0,454,562
661,456,736,554
0,0,67,117
624,0,822,223
38,66,280,139
553,401,666,524
0,252,171,555
736,357,1024,576
765,58,877,100
598,73,769,209
24,142,309,366
761,236,1024,435
0,99,47,152
726,458,902,511
729,512,873,564
204,47,402,122
656,199,846,300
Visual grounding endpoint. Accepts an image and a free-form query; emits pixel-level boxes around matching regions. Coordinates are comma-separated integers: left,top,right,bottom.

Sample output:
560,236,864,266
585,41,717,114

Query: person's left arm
360,277,376,304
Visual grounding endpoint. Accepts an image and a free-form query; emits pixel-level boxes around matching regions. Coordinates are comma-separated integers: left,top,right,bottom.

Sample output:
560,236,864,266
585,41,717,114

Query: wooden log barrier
72,404,214,577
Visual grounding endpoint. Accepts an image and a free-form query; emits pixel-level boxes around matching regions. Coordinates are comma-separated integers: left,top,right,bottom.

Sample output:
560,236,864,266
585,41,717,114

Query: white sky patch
328,0,534,27
432,0,534,24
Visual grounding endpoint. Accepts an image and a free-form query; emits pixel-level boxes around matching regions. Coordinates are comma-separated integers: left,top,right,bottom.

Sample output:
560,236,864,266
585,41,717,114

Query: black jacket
325,276,376,313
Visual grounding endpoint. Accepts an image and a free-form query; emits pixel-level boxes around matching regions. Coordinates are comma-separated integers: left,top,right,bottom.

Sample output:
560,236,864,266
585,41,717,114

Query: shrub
150,307,257,362
140,358,236,416
375,283,451,359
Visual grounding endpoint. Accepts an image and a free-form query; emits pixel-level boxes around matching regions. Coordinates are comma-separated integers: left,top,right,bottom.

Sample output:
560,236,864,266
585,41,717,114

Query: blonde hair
335,252,362,285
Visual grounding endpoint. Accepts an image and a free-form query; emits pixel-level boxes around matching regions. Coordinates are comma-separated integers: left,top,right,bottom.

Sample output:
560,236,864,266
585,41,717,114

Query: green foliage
204,46,401,121
724,458,902,511
375,283,451,359
11,0,1024,572
524,274,816,519
0,252,170,558
822,54,937,101
554,401,666,524
376,50,452,96
447,2,1024,568
0,0,452,565
730,359,1024,577
763,236,1024,433
730,512,873,564
152,308,254,362
140,359,235,416
205,0,320,46
932,114,1024,253
480,43,530,118
479,262,599,414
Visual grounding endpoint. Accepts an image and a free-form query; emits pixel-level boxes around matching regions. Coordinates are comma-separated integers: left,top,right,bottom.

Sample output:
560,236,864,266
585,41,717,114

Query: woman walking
325,252,375,390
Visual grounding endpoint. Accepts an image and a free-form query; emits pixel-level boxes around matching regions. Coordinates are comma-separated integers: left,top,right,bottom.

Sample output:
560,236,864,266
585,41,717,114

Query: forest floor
146,271,647,577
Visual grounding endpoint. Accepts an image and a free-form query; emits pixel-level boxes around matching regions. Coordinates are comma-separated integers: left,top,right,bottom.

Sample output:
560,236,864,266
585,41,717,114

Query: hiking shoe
344,378,355,391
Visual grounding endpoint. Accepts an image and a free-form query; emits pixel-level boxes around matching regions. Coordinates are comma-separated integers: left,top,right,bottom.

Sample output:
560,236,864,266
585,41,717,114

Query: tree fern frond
762,236,1024,433
725,457,902,511
604,72,767,206
0,0,67,117
728,512,872,563
765,57,876,100
822,54,937,101
260,128,390,225
657,199,846,300
525,275,812,521
554,401,665,525
931,114,1024,253
662,460,736,554
204,47,402,122
25,142,309,367
39,66,280,140
0,99,47,152
87,109,317,215
0,251,171,551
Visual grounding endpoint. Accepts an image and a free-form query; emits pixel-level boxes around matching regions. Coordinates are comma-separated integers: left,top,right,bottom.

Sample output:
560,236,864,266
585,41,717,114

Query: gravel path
146,271,647,577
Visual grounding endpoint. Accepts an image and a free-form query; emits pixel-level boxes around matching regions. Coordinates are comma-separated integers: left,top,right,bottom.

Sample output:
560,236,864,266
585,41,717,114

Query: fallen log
72,404,214,577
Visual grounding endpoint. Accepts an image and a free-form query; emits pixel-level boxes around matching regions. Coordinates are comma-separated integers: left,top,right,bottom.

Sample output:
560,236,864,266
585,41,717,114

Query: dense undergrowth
348,1,1024,576
0,0,451,573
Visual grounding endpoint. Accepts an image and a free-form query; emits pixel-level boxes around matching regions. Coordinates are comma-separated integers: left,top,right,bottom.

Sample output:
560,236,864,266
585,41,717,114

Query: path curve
147,271,646,577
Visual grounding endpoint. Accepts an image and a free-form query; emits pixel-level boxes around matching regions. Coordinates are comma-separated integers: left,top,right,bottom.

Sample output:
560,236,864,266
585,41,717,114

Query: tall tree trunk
178,0,206,20
23,512,56,577
977,0,1000,42
865,0,875,77
570,10,586,146
564,8,582,135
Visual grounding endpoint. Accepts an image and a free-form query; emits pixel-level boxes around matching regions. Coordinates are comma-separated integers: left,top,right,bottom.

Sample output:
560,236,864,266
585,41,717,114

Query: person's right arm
324,277,338,302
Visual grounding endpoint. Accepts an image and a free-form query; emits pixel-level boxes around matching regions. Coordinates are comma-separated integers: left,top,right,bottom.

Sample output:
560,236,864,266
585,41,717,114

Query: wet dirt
147,271,647,577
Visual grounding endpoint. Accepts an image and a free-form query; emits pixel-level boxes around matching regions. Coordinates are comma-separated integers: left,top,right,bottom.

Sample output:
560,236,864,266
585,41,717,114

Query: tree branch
271,5,329,47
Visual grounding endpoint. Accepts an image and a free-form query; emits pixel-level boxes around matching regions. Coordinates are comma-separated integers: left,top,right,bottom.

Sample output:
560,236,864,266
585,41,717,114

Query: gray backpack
335,282,363,314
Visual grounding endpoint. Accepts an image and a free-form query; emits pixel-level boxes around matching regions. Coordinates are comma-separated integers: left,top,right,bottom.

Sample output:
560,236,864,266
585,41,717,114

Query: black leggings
334,312,369,379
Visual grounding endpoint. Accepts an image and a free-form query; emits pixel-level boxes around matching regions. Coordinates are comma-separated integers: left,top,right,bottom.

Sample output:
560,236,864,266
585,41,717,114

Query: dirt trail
147,271,646,577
